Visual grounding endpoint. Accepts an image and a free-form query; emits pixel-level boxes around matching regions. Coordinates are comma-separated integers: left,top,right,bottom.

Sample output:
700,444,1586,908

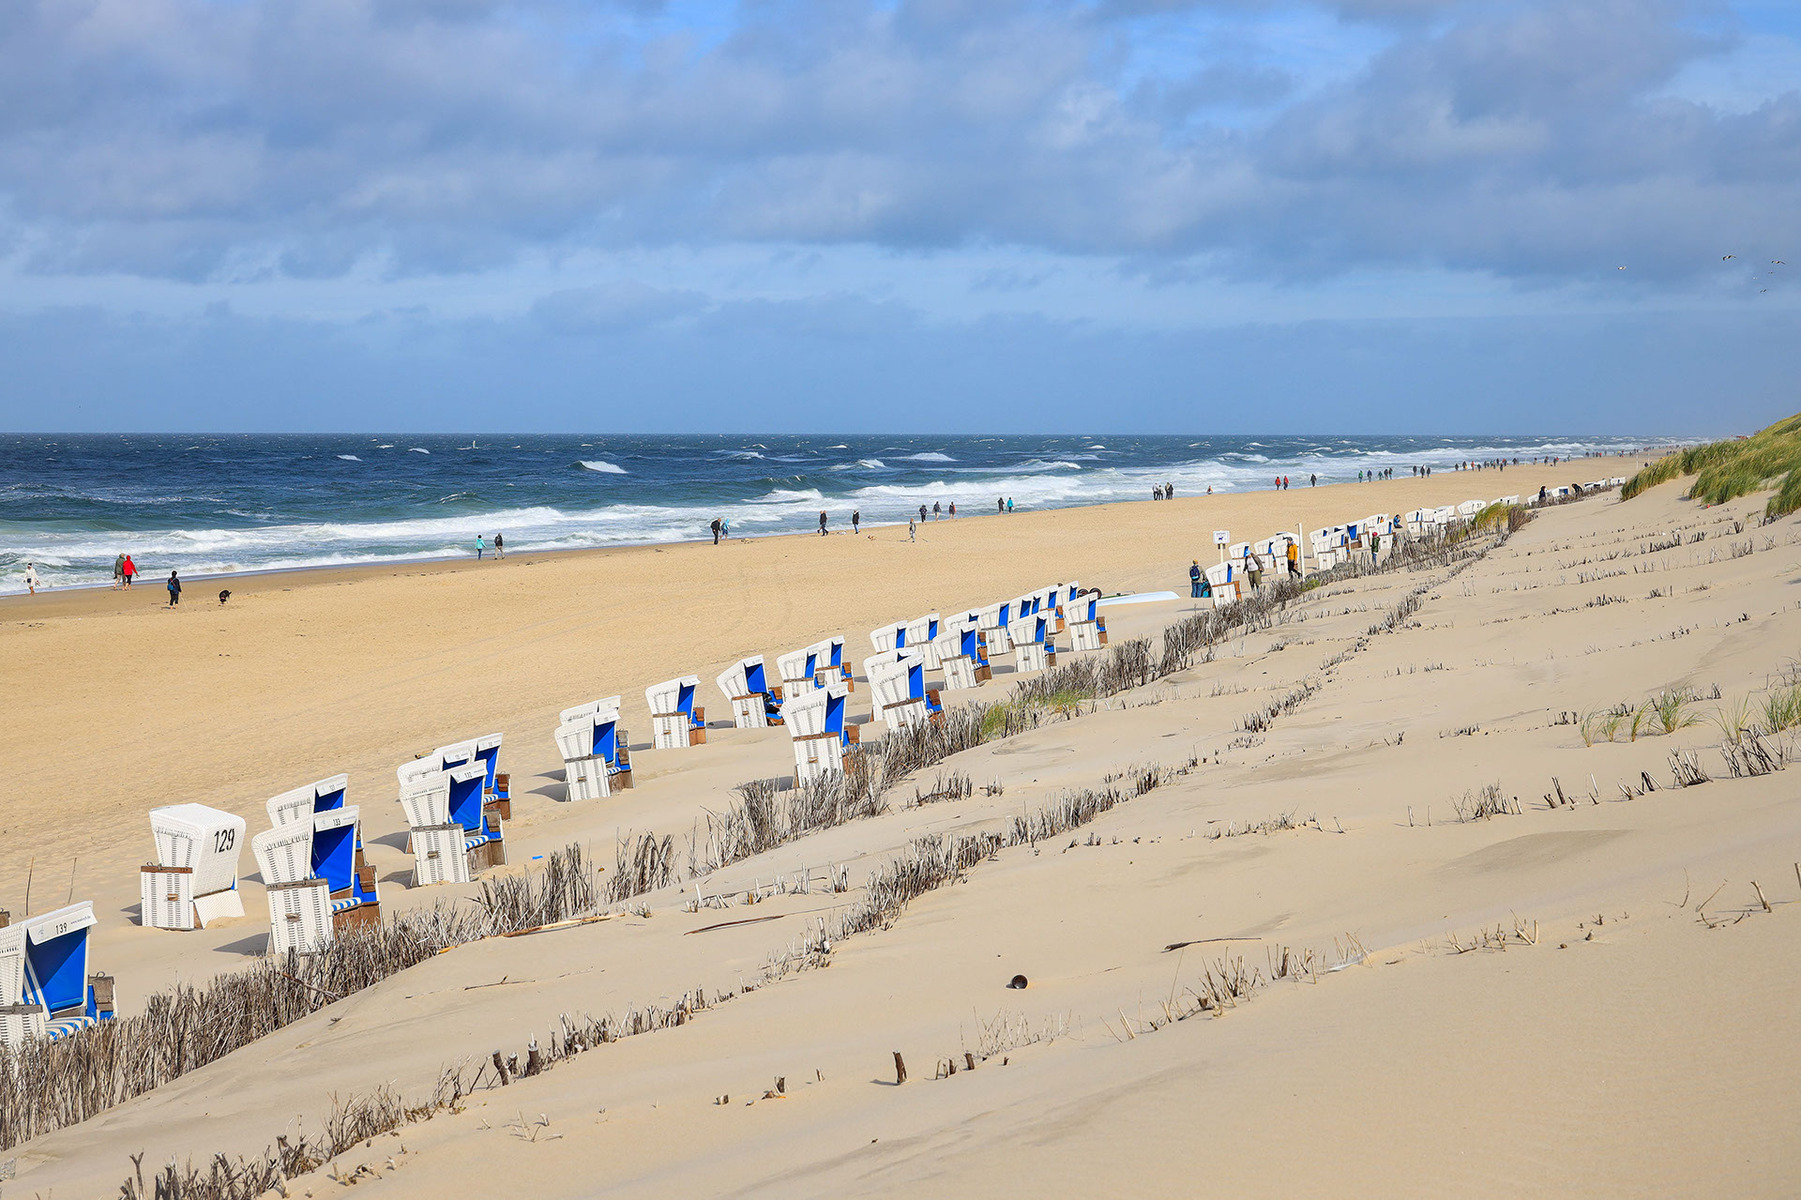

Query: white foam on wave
901,452,956,462
754,488,826,504
576,460,627,474
409,447,430,454
377,444,394,450
336,454,362,462
721,450,765,459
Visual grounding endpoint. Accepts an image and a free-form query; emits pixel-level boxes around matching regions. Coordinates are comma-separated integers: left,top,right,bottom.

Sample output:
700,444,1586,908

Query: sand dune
15,461,1800,1198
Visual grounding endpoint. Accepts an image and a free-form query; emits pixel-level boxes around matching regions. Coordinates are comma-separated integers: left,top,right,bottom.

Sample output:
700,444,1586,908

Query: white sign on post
1213,530,1230,546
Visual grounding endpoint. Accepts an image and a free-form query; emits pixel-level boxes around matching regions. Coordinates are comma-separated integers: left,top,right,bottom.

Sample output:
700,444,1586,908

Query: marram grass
1622,412,1801,518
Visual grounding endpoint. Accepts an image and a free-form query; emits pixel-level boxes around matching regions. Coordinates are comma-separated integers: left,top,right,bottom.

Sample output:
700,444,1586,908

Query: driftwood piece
892,1052,907,1085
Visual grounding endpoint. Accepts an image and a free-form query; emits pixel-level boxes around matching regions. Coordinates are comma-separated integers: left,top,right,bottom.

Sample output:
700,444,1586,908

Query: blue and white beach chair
398,768,469,885
1067,593,1108,652
0,903,115,1046
141,803,247,930
809,636,853,688
933,620,992,690
869,621,906,655
977,601,1015,655
786,682,861,784
556,697,632,801
904,614,942,668
1007,612,1058,673
254,820,331,956
869,654,942,733
777,646,821,700
717,656,783,728
646,676,706,749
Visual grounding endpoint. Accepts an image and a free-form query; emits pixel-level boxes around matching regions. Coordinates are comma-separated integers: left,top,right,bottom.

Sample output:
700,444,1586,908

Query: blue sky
1,0,1796,433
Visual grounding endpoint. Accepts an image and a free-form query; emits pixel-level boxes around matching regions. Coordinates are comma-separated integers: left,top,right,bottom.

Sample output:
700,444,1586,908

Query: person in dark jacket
167,571,182,607
711,517,722,544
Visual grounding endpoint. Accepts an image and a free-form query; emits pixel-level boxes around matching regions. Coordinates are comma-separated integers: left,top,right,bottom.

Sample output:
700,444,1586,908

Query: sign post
1213,529,1229,566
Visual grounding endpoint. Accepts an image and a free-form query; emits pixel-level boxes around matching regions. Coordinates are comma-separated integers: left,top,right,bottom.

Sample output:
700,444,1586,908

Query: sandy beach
16,455,1801,1198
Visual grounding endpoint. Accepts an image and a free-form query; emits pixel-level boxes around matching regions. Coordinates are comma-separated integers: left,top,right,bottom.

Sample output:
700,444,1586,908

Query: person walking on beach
721,517,730,539
908,518,917,543
475,535,486,560
24,563,40,595
710,517,722,545
1309,474,1317,487
949,502,956,518
1287,540,1301,578
1007,497,1014,513
122,554,137,588
852,509,861,533
918,504,928,525
998,497,1005,514
113,553,125,589
1166,482,1175,498
819,510,829,536
1190,560,1203,599
166,570,182,607
493,533,503,559
932,501,941,520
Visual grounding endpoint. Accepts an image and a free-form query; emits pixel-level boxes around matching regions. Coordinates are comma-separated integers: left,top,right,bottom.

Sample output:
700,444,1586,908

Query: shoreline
0,461,1651,614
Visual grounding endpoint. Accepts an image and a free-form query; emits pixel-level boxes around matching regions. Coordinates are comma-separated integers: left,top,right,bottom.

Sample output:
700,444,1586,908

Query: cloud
0,0,1793,287
532,281,708,333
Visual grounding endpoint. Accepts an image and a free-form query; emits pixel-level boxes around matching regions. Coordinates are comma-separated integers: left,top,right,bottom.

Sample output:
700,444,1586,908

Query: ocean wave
409,447,430,454
901,452,956,462
721,450,765,459
576,460,627,474
336,454,362,462
753,488,826,504
377,444,394,450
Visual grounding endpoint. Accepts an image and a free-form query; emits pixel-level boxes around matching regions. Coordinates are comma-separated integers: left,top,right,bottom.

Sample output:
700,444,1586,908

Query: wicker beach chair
141,803,247,930
646,676,706,749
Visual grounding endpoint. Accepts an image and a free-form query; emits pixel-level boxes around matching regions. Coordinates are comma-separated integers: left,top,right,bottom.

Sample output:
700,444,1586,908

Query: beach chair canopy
149,803,245,898
777,647,817,686
905,613,940,647
22,904,97,1016
646,676,702,724
977,601,1012,629
253,821,315,887
399,770,453,828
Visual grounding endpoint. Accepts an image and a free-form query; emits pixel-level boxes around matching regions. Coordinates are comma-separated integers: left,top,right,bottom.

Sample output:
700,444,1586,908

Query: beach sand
17,457,1801,1198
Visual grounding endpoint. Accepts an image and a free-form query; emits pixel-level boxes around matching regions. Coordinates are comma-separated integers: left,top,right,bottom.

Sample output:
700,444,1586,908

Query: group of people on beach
1151,483,1177,500
473,534,504,558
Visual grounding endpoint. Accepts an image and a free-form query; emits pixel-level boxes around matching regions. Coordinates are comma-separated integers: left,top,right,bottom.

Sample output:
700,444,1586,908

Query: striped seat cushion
464,835,491,851
331,897,365,914
45,1014,96,1042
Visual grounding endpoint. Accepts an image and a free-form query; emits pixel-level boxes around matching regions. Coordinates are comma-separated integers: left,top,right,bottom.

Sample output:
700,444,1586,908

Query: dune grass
1621,412,1801,517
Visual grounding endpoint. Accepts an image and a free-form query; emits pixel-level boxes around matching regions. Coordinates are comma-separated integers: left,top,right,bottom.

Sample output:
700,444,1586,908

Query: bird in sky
1774,260,1786,265
1617,265,1626,270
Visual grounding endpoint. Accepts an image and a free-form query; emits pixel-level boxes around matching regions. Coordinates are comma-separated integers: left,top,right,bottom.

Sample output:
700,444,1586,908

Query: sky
0,0,1797,434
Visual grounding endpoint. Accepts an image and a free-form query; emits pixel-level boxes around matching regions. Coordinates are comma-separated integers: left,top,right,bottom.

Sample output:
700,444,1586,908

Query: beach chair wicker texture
12,904,109,1041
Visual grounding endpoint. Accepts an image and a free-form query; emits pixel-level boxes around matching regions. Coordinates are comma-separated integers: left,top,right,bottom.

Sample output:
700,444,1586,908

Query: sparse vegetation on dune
1622,412,1801,517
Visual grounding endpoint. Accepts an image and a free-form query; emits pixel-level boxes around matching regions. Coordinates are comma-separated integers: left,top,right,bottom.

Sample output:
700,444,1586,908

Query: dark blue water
0,433,1648,592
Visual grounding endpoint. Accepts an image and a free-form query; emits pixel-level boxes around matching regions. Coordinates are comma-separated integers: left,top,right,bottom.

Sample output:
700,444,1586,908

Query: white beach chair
786,682,861,784
868,656,942,733
869,621,906,656
313,805,381,927
1457,499,1484,519
861,649,914,724
399,769,473,886
905,614,943,668
777,647,820,700
811,636,853,689
1204,560,1238,605
1067,594,1109,652
933,620,993,690
1008,613,1058,673
976,601,1015,655
716,656,781,729
0,903,115,1047
646,675,706,749
141,803,247,930
253,821,331,957
556,698,631,800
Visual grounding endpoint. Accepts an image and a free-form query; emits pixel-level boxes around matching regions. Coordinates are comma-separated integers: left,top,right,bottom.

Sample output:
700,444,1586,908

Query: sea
0,433,1652,594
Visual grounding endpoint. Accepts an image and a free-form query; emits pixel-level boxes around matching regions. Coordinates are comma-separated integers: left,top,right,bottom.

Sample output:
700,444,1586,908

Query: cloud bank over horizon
1,0,1797,432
